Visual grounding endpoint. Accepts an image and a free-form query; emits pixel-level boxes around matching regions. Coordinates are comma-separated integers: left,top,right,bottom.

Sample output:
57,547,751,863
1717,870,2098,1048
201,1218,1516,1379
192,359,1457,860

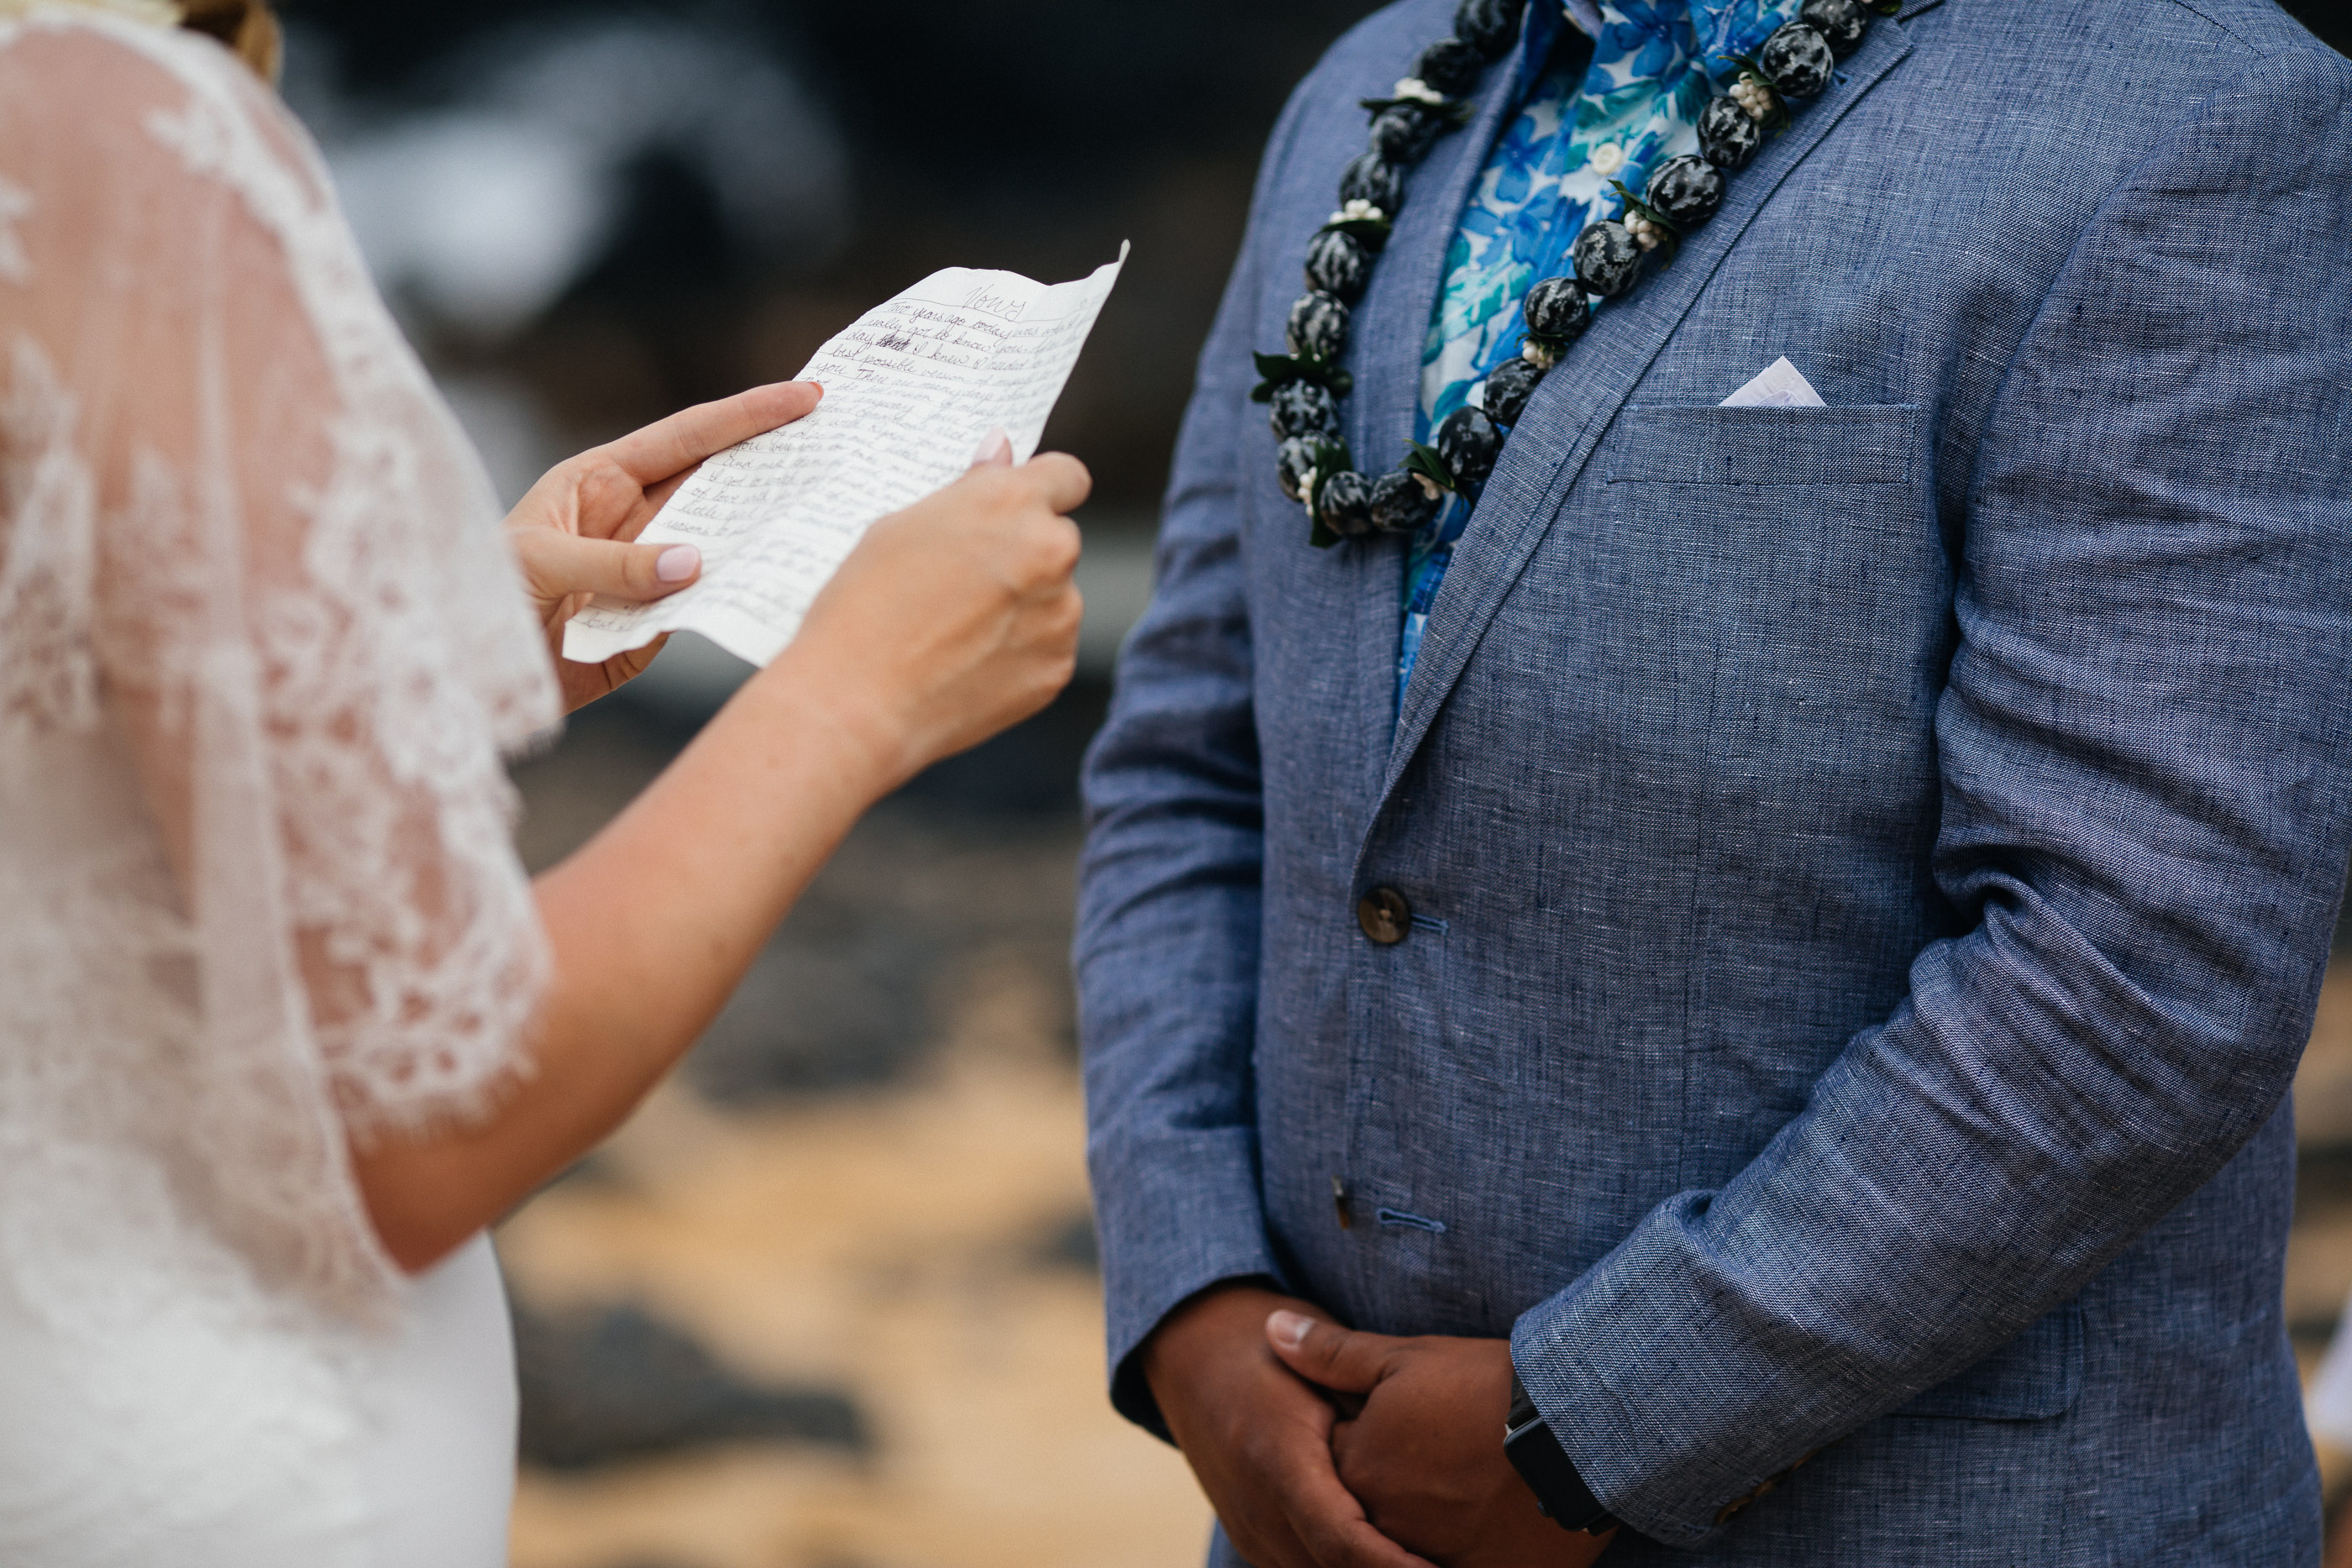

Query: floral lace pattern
0,10,559,1329
0,176,28,283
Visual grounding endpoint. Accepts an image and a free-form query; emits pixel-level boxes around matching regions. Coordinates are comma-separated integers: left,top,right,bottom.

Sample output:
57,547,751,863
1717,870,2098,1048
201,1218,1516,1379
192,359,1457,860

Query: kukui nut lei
1252,0,1898,548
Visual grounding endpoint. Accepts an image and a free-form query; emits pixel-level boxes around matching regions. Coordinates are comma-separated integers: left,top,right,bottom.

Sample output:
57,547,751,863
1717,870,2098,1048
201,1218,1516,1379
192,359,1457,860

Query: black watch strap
1503,1373,1617,1535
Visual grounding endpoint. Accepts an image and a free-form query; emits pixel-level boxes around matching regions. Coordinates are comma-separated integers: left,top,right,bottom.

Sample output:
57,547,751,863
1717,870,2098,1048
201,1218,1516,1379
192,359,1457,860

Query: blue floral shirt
1398,0,1806,698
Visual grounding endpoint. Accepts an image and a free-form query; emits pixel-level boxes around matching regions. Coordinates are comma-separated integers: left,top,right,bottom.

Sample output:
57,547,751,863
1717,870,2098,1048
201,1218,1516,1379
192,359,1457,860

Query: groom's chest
1234,3,2146,792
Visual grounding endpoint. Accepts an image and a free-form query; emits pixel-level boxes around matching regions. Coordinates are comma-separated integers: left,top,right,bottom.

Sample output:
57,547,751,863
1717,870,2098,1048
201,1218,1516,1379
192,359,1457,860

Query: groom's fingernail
973,428,1013,466
1268,1310,1313,1349
657,544,701,583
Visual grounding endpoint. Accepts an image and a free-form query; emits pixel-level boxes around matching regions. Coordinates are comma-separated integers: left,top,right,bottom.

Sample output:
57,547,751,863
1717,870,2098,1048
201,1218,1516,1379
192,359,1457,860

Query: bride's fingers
604,380,823,487
517,526,701,608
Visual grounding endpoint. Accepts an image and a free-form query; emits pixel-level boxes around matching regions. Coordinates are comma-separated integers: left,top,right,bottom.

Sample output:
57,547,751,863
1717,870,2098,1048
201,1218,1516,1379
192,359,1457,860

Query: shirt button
1357,886,1412,945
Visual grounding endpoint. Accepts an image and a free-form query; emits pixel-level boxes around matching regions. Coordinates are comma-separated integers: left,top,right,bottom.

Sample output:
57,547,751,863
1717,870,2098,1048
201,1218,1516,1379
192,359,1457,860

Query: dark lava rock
688,933,934,1100
515,1303,870,1470
1027,1210,1102,1272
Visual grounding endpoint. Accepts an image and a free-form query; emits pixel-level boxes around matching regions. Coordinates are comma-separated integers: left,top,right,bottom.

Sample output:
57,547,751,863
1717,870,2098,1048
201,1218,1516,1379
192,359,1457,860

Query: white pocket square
1720,357,1825,408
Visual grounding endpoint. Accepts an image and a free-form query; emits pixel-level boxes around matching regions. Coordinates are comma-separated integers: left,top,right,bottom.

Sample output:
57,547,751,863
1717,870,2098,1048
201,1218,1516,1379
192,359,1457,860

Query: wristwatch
1503,1372,1618,1535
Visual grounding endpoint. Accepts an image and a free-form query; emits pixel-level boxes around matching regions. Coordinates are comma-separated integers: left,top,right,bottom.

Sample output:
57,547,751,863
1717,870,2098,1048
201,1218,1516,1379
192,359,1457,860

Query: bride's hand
505,381,824,712
776,435,1091,791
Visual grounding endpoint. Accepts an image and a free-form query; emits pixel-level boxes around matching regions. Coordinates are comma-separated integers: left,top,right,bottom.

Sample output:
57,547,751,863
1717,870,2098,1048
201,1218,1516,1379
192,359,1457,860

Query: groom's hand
1265,1313,1613,1568
1142,1284,1440,1568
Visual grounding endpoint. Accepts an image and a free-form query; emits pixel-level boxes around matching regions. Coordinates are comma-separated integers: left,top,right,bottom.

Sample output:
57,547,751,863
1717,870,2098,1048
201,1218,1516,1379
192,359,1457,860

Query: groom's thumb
1266,1310,1392,1395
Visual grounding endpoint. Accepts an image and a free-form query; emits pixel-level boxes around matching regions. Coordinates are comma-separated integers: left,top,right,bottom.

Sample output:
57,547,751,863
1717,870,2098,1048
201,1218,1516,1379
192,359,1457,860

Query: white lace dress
0,13,564,1565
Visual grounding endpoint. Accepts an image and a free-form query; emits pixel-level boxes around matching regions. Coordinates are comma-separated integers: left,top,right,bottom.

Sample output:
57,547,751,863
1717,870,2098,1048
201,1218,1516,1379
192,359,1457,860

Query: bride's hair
178,0,281,81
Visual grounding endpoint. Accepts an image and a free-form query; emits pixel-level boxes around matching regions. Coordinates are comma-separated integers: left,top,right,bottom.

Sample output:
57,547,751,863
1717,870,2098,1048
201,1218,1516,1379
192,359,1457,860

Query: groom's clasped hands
1145,1285,1609,1568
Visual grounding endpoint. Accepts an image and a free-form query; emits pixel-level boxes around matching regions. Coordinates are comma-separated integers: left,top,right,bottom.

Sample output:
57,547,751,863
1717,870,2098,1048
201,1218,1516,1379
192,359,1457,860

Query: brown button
1357,887,1411,945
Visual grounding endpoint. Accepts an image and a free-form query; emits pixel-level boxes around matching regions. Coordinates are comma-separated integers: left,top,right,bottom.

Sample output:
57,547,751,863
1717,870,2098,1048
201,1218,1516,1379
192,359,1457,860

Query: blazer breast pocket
1604,404,1920,488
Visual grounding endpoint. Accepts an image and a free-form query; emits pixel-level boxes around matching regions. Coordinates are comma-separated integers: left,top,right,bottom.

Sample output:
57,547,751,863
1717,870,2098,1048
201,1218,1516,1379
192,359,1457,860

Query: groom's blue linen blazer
1075,0,2352,1558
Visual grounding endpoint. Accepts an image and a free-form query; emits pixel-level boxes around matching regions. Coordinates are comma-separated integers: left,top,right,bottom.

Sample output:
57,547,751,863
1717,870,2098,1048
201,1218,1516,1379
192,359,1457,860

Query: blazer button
1357,887,1411,945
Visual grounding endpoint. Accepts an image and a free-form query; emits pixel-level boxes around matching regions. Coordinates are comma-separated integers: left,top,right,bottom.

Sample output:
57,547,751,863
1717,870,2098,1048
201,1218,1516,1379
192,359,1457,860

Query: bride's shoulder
0,13,318,203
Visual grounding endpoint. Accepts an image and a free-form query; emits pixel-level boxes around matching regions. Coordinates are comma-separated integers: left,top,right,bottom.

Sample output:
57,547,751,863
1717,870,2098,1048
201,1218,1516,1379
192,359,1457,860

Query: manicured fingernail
974,428,1012,465
657,544,701,583
1268,1310,1312,1349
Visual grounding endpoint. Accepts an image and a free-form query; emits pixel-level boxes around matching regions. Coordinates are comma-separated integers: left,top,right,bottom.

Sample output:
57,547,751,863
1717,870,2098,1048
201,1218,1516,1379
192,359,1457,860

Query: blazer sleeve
1074,76,1322,1440
1513,46,2352,1545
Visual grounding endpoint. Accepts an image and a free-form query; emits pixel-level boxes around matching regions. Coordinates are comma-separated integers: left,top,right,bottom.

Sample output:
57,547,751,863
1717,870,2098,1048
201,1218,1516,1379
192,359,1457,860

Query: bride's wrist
741,647,927,800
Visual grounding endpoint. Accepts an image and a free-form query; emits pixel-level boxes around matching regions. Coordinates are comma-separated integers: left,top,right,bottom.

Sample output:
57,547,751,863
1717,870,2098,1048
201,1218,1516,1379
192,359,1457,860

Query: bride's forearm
353,454,1087,1274
351,658,898,1273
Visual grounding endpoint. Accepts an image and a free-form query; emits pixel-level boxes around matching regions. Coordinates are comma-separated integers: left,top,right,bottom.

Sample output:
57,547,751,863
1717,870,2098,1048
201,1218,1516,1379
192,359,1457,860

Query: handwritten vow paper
564,244,1129,669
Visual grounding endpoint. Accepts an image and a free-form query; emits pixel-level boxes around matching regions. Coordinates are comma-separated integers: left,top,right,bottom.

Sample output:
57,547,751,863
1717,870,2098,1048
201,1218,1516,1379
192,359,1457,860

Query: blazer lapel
1327,18,1555,815
1373,18,1919,812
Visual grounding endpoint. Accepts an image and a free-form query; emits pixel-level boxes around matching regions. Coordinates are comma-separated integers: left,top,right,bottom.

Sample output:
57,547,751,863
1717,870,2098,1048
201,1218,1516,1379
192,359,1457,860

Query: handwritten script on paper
564,244,1128,669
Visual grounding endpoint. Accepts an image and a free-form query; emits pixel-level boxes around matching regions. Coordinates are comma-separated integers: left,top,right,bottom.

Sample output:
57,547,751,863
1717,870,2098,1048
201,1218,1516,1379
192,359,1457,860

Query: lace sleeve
0,17,562,1302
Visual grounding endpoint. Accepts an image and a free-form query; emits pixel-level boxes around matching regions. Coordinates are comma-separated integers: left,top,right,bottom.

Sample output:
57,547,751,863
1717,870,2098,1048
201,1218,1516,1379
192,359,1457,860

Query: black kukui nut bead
1368,469,1443,534
1646,154,1726,229
1572,221,1643,299
1369,103,1442,164
1698,94,1764,170
1454,0,1527,60
1415,36,1485,97
1483,356,1546,427
1521,275,1589,340
1339,152,1404,216
1436,406,1504,490
1277,438,1321,504
1269,380,1341,443
1758,23,1835,98
1305,228,1373,303
1287,291,1350,360
1318,469,1378,539
1799,0,1868,56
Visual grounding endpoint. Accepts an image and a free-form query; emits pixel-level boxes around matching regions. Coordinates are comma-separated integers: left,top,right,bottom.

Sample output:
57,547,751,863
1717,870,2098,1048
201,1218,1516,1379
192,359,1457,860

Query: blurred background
268,2,2352,1565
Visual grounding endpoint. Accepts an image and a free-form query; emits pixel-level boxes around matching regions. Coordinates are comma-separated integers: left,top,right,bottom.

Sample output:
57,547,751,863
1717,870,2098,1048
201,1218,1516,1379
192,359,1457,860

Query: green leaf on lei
1401,439,1458,496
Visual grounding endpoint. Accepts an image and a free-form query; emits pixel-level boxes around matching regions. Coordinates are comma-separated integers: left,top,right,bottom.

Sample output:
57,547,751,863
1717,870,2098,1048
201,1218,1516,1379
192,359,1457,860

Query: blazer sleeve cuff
1509,1196,1786,1550
1097,1138,1289,1440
